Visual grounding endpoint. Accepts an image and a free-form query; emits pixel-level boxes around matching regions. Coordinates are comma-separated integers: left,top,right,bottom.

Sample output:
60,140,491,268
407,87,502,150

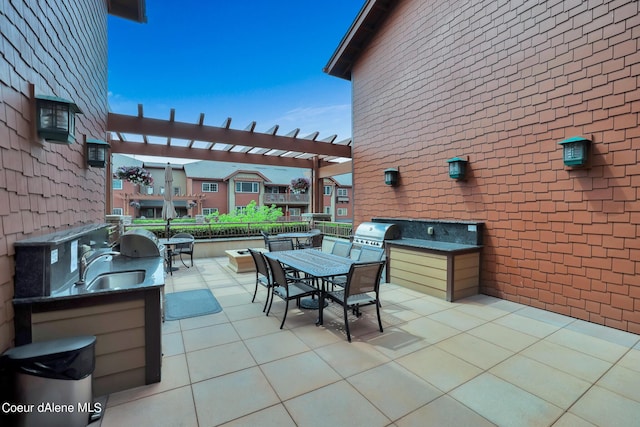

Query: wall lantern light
447,157,468,180
86,138,110,168
384,168,399,186
35,94,82,144
558,136,591,168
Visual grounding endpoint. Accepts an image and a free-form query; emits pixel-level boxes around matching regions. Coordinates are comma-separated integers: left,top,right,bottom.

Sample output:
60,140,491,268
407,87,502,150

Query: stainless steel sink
86,270,146,292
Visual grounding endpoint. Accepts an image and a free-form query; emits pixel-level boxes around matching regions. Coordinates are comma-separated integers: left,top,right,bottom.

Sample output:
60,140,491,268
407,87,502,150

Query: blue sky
107,1,364,153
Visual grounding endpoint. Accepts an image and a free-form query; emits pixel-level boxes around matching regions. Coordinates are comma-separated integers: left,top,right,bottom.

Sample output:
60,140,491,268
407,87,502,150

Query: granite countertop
14,223,109,247
14,255,165,304
387,238,482,252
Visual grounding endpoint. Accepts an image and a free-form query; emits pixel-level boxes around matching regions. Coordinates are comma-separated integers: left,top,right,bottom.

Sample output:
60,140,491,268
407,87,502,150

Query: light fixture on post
384,167,399,186
447,157,468,180
35,94,82,144
86,138,110,168
558,136,591,168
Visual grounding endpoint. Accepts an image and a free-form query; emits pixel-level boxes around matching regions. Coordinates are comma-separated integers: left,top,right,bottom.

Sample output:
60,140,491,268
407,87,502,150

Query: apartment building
322,174,353,222
112,154,352,221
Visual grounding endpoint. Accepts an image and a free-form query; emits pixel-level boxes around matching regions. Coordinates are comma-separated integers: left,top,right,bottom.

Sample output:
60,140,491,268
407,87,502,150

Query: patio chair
324,260,386,342
357,246,385,262
267,238,298,276
171,233,195,267
324,241,354,289
265,256,318,329
267,238,295,252
326,246,385,290
248,249,273,312
331,240,352,257
260,230,272,249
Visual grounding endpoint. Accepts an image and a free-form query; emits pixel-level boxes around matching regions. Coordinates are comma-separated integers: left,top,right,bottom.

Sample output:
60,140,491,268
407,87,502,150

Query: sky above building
107,0,364,164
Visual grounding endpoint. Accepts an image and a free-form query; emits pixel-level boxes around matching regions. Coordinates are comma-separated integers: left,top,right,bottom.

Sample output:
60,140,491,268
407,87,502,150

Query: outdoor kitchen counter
387,238,481,253
386,239,482,302
12,256,165,396
13,255,165,303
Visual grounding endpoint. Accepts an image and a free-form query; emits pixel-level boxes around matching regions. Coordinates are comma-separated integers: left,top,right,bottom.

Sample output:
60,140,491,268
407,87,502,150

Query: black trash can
0,336,97,427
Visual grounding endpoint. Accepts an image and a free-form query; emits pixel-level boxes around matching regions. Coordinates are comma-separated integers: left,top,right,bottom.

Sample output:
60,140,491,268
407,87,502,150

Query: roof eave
107,0,147,23
323,0,396,81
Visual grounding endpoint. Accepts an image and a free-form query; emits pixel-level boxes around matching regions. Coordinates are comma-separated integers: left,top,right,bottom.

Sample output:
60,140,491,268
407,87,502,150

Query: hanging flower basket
114,166,153,186
290,177,310,193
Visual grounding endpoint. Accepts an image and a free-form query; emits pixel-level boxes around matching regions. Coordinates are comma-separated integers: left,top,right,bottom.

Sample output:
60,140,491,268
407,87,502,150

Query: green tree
207,200,283,223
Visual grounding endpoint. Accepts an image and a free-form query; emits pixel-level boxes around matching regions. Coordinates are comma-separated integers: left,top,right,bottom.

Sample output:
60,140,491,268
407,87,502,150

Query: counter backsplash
372,217,483,246
14,224,110,298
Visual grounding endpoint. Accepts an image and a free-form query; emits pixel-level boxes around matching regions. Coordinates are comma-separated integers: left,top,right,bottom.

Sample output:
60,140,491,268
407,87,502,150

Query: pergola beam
167,108,175,145
285,128,300,138
109,139,342,169
188,112,205,147
107,113,351,158
318,160,352,177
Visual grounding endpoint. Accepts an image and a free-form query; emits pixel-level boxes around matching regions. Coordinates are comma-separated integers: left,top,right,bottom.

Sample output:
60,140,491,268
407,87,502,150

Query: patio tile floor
96,256,640,427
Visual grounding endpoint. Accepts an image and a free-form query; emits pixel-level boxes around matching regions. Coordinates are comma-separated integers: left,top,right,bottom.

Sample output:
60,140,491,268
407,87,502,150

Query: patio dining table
263,249,356,323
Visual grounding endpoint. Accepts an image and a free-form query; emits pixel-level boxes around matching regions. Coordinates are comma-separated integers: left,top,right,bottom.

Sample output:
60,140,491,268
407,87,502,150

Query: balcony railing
263,193,309,204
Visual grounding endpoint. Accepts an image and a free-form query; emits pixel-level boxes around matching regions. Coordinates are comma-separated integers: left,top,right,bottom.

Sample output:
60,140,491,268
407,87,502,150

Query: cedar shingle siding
0,0,109,351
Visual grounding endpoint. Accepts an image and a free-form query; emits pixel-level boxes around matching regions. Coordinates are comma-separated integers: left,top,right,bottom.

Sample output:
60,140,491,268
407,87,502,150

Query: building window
174,186,180,196
337,208,348,216
113,179,123,190
265,186,279,194
202,208,218,215
324,206,331,214
235,206,247,214
112,208,123,215
337,188,348,197
202,182,218,192
289,208,301,217
324,186,332,195
235,181,259,193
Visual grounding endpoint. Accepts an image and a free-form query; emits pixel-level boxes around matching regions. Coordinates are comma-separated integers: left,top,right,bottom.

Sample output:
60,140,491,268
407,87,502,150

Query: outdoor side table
159,237,193,275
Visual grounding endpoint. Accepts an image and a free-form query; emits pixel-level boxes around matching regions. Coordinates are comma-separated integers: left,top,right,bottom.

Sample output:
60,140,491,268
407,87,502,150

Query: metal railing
314,221,353,239
123,220,353,239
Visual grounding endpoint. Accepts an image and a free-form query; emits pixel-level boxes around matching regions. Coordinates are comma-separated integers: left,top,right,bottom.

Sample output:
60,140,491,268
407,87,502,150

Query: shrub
207,200,283,223
130,221,309,239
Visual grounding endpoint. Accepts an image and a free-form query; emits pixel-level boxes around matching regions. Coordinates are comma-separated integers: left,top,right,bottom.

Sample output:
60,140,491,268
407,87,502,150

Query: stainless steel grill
353,222,401,248
119,229,163,257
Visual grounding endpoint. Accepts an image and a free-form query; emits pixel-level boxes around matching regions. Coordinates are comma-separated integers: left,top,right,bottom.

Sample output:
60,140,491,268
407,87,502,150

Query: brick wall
192,179,228,214
351,0,640,332
0,0,109,351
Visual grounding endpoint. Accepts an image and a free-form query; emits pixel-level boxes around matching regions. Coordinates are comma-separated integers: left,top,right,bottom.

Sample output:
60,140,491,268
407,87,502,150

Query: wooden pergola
106,105,353,213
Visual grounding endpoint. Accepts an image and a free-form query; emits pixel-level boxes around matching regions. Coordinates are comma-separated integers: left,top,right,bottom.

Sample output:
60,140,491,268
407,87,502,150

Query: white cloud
274,104,352,139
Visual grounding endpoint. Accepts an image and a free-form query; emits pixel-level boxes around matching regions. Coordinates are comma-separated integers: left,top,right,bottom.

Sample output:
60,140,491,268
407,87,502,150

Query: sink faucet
76,250,121,285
